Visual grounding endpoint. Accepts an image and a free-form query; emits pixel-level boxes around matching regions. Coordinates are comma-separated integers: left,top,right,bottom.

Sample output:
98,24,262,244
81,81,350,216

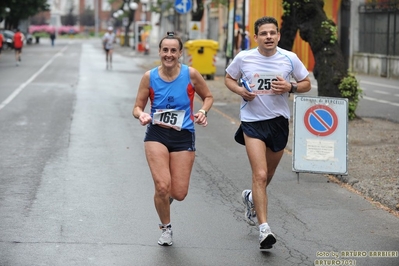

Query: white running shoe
158,224,173,246
241,190,256,226
259,227,276,249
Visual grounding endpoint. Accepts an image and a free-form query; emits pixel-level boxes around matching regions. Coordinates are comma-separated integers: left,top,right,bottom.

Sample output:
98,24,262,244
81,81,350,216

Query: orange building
247,0,342,71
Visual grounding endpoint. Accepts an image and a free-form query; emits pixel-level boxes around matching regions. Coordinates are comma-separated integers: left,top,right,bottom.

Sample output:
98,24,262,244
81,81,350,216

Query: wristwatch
290,83,297,93
198,109,207,117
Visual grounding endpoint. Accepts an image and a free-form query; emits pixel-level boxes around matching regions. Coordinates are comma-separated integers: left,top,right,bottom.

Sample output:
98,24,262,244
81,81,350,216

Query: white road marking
360,80,399,90
0,45,68,111
362,96,399,107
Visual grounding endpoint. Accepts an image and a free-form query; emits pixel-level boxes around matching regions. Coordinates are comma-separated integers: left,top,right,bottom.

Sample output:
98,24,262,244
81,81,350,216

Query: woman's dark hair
254,17,279,35
158,32,183,51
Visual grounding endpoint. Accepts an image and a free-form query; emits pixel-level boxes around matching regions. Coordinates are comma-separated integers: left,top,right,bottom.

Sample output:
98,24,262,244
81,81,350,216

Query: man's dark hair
159,32,183,51
254,17,279,35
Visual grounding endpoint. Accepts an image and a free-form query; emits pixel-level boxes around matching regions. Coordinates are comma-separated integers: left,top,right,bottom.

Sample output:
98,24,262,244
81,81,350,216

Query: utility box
184,39,219,80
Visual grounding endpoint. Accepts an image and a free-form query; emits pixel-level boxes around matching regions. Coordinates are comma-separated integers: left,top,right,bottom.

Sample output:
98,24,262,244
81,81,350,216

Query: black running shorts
144,124,196,152
234,116,289,152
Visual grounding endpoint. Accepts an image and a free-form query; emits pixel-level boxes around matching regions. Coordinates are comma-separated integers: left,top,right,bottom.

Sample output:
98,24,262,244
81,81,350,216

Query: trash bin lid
184,39,219,49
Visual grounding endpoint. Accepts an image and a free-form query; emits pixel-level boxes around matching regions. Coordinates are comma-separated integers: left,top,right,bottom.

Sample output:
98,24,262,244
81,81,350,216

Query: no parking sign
293,96,348,175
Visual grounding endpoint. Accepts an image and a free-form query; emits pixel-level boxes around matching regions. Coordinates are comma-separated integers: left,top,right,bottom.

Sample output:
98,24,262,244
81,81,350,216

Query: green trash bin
184,39,219,80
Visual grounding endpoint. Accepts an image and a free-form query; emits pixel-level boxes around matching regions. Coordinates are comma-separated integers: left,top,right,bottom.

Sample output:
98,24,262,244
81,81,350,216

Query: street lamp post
129,1,138,49
123,0,138,47
140,0,150,54
141,0,149,22
112,1,138,47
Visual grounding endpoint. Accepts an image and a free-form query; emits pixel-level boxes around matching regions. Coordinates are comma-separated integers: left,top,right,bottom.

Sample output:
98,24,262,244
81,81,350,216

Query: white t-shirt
226,47,309,121
102,32,115,49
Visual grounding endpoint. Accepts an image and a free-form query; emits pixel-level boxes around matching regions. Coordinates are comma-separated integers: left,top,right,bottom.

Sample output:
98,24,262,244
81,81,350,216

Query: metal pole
232,0,237,57
241,0,246,50
94,0,99,37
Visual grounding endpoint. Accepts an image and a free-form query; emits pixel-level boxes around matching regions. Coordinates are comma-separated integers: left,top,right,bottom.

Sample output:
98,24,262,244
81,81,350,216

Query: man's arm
225,73,256,101
293,76,311,93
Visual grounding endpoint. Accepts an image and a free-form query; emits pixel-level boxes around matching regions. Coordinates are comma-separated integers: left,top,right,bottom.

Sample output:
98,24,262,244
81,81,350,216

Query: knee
155,183,170,198
172,192,188,202
252,171,268,185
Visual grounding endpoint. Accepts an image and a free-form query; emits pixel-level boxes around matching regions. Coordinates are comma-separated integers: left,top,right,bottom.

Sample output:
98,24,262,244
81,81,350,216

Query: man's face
254,23,280,52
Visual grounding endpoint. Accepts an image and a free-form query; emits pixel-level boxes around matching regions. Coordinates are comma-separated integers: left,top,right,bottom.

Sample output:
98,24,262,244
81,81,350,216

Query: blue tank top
149,64,196,132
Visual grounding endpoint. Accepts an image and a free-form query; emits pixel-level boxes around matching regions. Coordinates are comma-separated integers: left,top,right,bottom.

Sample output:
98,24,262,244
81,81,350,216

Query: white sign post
293,96,348,182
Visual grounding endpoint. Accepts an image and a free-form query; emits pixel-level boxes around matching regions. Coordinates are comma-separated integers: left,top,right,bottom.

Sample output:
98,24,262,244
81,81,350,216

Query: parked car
1,30,14,49
22,32,33,44
1,30,33,48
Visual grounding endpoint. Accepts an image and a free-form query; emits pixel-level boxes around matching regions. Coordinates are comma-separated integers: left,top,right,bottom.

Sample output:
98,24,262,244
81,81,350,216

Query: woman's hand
194,111,208,127
138,112,152,126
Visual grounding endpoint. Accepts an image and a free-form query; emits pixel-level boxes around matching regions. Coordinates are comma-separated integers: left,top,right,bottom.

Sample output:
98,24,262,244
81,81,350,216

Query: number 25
257,78,277,90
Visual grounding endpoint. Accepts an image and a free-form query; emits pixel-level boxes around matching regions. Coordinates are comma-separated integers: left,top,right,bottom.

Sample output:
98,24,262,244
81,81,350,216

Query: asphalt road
0,38,398,266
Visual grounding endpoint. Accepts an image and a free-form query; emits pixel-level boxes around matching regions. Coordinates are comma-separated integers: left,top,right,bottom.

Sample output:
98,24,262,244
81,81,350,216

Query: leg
243,135,284,225
144,141,172,225
169,151,195,201
145,142,195,223
108,49,113,66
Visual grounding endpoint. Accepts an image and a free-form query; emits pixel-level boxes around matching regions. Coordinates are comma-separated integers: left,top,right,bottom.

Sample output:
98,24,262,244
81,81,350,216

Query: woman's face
159,39,182,67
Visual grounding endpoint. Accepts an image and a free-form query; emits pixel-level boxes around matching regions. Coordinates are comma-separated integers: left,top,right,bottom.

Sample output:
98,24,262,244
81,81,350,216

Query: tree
0,0,49,29
191,0,204,21
30,12,48,25
279,0,361,119
79,6,95,27
61,5,78,26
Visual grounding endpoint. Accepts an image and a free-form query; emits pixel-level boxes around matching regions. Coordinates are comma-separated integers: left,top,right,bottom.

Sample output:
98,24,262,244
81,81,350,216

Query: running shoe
259,227,276,249
158,224,173,246
241,189,256,226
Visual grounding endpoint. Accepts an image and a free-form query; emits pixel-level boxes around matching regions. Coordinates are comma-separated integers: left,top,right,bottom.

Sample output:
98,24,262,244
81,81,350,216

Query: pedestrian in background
50,31,56,47
102,26,115,69
0,32,3,60
13,28,24,66
224,16,311,249
132,32,213,246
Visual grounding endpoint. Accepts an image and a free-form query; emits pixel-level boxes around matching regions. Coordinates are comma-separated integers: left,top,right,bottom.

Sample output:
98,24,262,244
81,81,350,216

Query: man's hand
271,76,290,95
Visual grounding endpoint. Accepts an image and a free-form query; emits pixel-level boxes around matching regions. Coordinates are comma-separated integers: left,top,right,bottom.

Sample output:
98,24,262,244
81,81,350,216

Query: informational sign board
189,21,200,39
293,96,348,175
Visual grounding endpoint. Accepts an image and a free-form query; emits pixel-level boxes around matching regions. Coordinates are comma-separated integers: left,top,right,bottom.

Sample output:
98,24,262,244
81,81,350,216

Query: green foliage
149,0,177,14
80,7,95,27
338,73,363,120
33,31,48,38
321,20,338,44
209,0,228,6
282,1,291,16
1,0,49,29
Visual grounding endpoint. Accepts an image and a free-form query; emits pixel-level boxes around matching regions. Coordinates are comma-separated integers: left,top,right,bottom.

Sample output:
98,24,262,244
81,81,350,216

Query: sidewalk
113,44,399,215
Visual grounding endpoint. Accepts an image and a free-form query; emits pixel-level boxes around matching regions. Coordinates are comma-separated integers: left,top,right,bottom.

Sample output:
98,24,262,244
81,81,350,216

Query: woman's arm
133,70,152,126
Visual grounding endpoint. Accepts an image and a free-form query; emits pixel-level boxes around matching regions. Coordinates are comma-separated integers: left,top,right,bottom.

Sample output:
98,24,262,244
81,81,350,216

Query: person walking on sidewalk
102,26,115,69
224,16,311,249
13,28,24,66
132,32,213,246
0,32,3,60
50,31,56,47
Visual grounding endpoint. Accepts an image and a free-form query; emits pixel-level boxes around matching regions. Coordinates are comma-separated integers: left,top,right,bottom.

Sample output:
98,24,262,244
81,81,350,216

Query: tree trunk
279,7,297,50
280,0,347,97
191,0,204,21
